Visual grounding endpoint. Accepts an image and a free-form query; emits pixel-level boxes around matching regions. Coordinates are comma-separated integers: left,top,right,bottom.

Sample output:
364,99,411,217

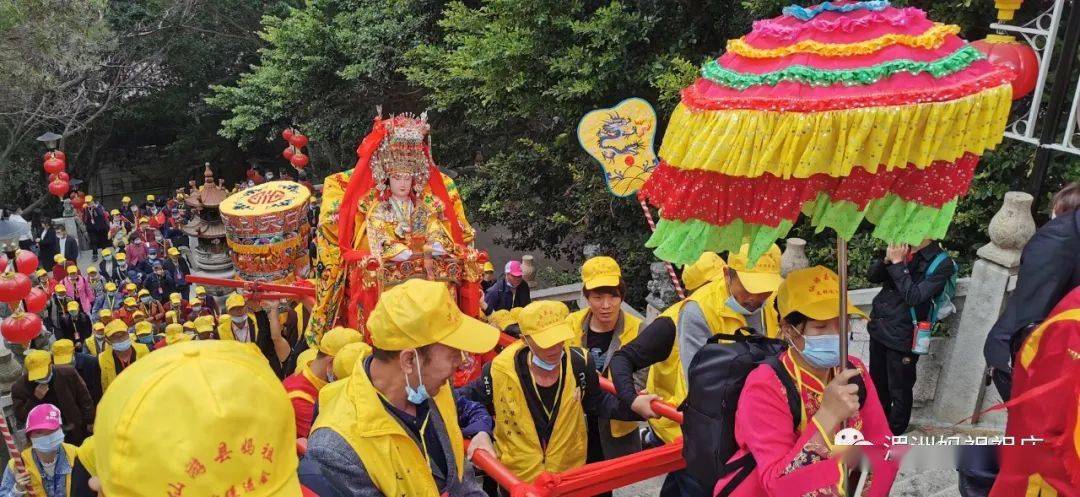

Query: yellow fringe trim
227,231,307,256
728,23,960,58
659,84,1011,179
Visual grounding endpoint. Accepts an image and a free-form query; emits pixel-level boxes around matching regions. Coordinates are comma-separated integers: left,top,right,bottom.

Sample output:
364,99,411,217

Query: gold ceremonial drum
220,181,312,282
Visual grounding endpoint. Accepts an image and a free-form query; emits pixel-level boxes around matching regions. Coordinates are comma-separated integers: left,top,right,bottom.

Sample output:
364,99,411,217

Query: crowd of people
0,181,1076,497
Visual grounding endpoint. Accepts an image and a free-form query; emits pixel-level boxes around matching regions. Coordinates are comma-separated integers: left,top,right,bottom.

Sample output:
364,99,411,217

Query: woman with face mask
715,266,899,497
0,404,77,497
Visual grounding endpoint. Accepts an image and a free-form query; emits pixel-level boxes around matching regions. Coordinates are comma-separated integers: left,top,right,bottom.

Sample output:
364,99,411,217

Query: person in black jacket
866,240,954,435
57,301,92,347
163,246,191,298
83,196,110,262
483,260,531,314
143,262,175,303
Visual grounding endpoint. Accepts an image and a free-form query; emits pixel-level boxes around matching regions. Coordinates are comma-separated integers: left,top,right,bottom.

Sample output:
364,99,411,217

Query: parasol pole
638,197,687,300
837,236,850,369
0,413,33,497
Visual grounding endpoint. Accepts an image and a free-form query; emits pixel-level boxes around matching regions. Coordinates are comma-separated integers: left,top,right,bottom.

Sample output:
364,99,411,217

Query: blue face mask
31,430,65,453
798,334,841,368
404,353,430,404
531,351,562,371
112,339,132,352
725,295,754,316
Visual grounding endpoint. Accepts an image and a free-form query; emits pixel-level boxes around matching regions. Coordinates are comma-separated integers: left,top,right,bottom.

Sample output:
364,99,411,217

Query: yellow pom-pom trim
659,83,1011,179
727,23,961,59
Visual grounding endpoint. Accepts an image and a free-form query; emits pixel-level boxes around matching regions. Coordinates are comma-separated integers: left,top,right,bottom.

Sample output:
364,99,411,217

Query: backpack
681,328,799,494
911,251,959,324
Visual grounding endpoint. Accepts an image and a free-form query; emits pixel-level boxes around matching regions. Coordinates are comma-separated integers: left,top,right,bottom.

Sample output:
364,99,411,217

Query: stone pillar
780,238,810,277
931,192,1035,426
645,262,678,322
520,254,536,283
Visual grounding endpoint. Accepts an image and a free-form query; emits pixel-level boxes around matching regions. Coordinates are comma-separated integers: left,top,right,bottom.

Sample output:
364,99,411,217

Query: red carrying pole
0,414,33,496
534,441,685,497
597,376,683,424
185,275,316,297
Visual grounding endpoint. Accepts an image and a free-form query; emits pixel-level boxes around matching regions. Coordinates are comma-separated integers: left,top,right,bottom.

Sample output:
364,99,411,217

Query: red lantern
288,133,309,148
43,151,66,162
0,272,31,302
48,179,70,198
290,152,309,169
283,147,295,161
1,312,43,344
971,35,1039,100
14,250,37,276
282,128,294,141
47,171,71,184
24,288,47,314
0,255,7,272
43,157,66,174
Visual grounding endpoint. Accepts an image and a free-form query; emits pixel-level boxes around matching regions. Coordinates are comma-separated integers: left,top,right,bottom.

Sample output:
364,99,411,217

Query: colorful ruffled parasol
641,0,1014,266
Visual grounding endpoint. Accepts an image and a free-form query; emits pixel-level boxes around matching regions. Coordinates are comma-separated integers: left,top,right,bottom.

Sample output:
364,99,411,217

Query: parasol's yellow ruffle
728,23,959,58
660,83,1010,179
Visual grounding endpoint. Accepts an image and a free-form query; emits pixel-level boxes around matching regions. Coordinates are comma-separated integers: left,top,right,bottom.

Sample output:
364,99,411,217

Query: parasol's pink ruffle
746,7,933,48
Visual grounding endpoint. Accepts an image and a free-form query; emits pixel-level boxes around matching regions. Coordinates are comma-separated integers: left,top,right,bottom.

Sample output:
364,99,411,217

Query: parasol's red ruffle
640,153,979,228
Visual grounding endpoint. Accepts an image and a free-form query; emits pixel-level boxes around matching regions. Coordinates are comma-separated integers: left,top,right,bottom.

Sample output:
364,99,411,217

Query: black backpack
681,328,800,495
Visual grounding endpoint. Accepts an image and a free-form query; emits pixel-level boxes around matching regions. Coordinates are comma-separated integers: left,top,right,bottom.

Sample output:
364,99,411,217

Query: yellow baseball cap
85,195,94,202
110,209,120,216
195,286,207,295
777,266,866,321
53,254,65,263
124,282,136,292
194,315,216,333
683,252,726,292
93,322,106,332
135,321,153,337
105,282,117,292
52,339,75,366
367,279,498,353
164,324,190,345
93,341,301,497
115,252,126,261
170,293,182,304
183,321,195,330
294,348,317,375
168,247,180,256
25,350,52,381
165,310,178,321
121,196,131,203
102,248,112,257
87,266,98,274
132,311,146,321
483,262,494,273
139,216,149,223
66,301,79,312
146,194,156,201
518,300,574,349
123,297,136,307
581,256,621,290
217,314,230,324
488,309,518,331
54,284,66,293
99,309,112,319
332,342,372,380
225,293,245,310
726,243,783,294
34,268,47,278
66,265,77,274
138,289,150,297
318,327,363,356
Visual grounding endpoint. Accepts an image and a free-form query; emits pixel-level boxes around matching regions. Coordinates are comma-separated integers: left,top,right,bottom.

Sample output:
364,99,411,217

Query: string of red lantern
282,127,310,171
42,150,70,198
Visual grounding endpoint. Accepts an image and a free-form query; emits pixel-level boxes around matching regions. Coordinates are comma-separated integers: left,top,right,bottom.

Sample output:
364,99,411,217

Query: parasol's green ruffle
701,45,983,90
646,193,957,266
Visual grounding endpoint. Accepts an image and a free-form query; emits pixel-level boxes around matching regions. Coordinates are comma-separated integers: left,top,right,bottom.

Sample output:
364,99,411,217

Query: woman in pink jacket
716,266,899,497
61,265,95,316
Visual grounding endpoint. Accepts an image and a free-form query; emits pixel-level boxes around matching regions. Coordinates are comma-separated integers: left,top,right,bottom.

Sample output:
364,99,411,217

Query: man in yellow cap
565,256,646,462
193,285,218,318
45,284,72,334
57,300,91,348
33,268,50,293
487,309,521,338
481,261,496,292
283,326,363,438
53,338,103,403
120,195,138,223
92,281,121,319
163,246,191,297
457,300,653,487
84,321,108,357
83,193,110,262
133,321,156,348
114,296,138,327
90,340,306,496
11,349,94,444
99,247,121,282
219,293,289,378
98,319,150,392
193,315,219,340
154,323,190,350
682,251,726,292
302,279,499,496
136,288,165,326
167,292,187,320
85,265,105,295
608,243,784,495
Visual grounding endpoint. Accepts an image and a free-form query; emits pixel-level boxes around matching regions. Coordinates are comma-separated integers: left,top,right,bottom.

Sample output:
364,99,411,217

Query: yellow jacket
491,342,587,482
7,444,77,496
218,313,260,342
98,343,150,392
566,308,642,437
646,280,779,443
311,361,464,496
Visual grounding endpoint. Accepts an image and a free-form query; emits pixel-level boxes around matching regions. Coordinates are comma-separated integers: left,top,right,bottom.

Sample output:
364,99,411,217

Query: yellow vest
491,342,587,482
84,335,105,357
645,280,779,443
7,444,77,497
566,308,642,437
98,343,150,391
218,313,260,342
311,362,464,496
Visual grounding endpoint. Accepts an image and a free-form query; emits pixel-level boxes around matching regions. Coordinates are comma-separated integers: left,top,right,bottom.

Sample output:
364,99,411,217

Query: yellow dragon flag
577,97,658,197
